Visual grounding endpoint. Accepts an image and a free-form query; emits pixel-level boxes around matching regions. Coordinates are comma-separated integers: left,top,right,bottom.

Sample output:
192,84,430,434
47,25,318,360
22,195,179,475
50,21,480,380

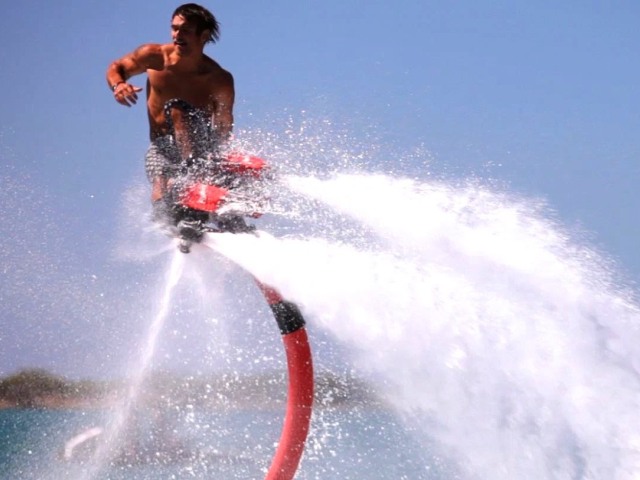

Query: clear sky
1,1,639,378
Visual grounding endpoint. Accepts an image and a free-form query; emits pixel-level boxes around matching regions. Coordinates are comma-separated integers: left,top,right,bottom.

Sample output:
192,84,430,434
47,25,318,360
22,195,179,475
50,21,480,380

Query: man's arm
211,73,235,143
106,44,163,107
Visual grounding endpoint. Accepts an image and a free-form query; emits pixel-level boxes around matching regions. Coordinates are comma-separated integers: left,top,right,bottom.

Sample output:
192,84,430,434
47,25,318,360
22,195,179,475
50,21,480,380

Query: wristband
111,81,125,92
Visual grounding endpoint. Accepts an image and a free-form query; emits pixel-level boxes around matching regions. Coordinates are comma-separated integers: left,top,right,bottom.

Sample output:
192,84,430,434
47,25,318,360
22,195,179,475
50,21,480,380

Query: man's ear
200,29,211,44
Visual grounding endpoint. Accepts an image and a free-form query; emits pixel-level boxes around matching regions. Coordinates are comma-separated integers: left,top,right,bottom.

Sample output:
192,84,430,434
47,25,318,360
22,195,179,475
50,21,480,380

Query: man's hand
113,82,143,107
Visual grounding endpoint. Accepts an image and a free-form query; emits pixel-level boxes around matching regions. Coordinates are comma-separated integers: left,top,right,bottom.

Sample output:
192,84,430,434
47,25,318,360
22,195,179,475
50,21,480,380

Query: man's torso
146,45,231,139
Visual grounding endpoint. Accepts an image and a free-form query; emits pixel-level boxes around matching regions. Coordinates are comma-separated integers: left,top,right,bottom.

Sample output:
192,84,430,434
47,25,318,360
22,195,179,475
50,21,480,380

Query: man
105,3,234,222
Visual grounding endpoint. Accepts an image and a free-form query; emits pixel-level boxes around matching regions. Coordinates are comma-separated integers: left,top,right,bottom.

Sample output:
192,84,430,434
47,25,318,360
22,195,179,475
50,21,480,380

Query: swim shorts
144,135,181,182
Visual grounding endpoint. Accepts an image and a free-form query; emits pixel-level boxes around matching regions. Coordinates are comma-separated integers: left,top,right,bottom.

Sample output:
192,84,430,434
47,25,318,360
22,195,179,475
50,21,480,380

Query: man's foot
151,196,176,226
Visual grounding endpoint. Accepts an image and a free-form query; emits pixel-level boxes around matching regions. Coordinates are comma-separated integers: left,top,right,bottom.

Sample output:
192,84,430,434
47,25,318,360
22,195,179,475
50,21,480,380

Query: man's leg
150,176,168,202
145,140,178,225
164,99,200,161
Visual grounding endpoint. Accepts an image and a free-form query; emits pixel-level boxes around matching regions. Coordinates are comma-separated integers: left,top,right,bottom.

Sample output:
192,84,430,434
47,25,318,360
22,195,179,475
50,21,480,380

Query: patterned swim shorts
144,136,181,182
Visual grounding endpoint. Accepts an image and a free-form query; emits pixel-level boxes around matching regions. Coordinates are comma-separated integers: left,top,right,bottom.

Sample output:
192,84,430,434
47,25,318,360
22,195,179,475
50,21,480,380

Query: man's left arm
212,74,235,144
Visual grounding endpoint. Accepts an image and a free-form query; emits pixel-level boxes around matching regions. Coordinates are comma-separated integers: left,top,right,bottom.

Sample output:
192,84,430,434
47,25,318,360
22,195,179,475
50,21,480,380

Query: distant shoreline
0,368,381,411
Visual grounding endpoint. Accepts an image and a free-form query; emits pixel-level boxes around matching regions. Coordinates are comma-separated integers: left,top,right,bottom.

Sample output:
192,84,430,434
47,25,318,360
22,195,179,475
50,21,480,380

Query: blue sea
0,406,449,479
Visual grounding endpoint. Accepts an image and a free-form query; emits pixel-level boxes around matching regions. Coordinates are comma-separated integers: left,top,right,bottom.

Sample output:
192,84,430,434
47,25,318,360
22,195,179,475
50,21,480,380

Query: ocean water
0,406,444,479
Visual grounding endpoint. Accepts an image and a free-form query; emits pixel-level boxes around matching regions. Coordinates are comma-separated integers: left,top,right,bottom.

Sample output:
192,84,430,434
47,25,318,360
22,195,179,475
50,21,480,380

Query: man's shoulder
202,55,233,83
133,43,167,57
133,43,166,68
130,43,169,70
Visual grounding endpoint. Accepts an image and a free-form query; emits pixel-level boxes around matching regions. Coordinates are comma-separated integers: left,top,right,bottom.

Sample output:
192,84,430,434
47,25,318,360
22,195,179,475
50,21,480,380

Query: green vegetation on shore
0,368,380,410
0,369,115,409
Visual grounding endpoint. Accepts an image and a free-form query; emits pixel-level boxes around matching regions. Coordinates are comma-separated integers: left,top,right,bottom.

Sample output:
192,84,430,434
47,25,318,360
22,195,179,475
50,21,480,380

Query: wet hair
172,3,220,44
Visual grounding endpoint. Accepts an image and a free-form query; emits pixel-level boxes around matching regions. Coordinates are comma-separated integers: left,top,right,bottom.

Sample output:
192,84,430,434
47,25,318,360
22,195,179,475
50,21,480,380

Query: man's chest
148,70,215,107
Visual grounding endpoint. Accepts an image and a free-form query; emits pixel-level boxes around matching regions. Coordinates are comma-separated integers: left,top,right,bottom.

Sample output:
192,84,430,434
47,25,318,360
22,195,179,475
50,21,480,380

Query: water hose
256,282,314,480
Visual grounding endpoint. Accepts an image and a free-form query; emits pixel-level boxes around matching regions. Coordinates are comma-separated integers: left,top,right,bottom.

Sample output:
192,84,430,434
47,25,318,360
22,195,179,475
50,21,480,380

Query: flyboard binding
157,150,269,253
157,98,270,253
155,136,314,480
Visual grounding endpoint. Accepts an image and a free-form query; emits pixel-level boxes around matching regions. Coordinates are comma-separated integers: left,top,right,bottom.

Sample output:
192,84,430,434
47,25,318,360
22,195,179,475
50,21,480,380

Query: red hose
265,327,314,480
257,282,314,480
180,179,313,477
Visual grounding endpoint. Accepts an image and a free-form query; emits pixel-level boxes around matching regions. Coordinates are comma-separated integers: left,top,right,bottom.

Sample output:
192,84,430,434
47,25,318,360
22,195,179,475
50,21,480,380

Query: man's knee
150,177,168,201
145,138,179,182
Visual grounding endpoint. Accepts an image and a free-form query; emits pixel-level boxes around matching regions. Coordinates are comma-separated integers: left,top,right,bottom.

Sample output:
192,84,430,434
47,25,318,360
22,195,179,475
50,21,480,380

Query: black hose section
270,301,306,335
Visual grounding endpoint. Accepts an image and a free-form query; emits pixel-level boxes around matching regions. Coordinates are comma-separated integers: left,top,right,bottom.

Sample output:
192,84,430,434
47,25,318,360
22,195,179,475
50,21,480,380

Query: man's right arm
106,44,163,107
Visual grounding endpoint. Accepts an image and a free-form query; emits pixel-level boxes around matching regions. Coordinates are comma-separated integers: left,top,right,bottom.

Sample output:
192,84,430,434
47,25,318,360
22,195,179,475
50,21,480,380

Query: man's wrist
111,81,125,92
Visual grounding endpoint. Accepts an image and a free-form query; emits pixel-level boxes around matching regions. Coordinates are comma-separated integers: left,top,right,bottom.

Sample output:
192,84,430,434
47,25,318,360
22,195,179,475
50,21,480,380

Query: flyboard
163,150,314,480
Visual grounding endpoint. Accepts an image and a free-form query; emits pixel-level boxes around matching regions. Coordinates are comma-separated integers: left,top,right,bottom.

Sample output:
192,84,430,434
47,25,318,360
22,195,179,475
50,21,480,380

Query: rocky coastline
0,368,380,411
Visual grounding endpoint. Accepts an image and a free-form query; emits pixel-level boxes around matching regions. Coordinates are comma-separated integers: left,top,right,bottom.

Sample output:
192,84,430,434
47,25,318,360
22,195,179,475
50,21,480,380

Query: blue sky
1,1,639,377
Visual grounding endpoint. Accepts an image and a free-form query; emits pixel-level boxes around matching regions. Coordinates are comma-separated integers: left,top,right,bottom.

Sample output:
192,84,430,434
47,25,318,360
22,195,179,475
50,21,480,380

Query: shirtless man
105,3,234,221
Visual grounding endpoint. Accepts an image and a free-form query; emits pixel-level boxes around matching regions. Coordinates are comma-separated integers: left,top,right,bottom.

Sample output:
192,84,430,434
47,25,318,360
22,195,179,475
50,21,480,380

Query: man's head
171,3,220,54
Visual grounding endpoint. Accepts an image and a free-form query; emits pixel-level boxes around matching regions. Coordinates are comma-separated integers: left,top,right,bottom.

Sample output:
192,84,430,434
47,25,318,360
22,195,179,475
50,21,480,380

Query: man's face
171,15,207,55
